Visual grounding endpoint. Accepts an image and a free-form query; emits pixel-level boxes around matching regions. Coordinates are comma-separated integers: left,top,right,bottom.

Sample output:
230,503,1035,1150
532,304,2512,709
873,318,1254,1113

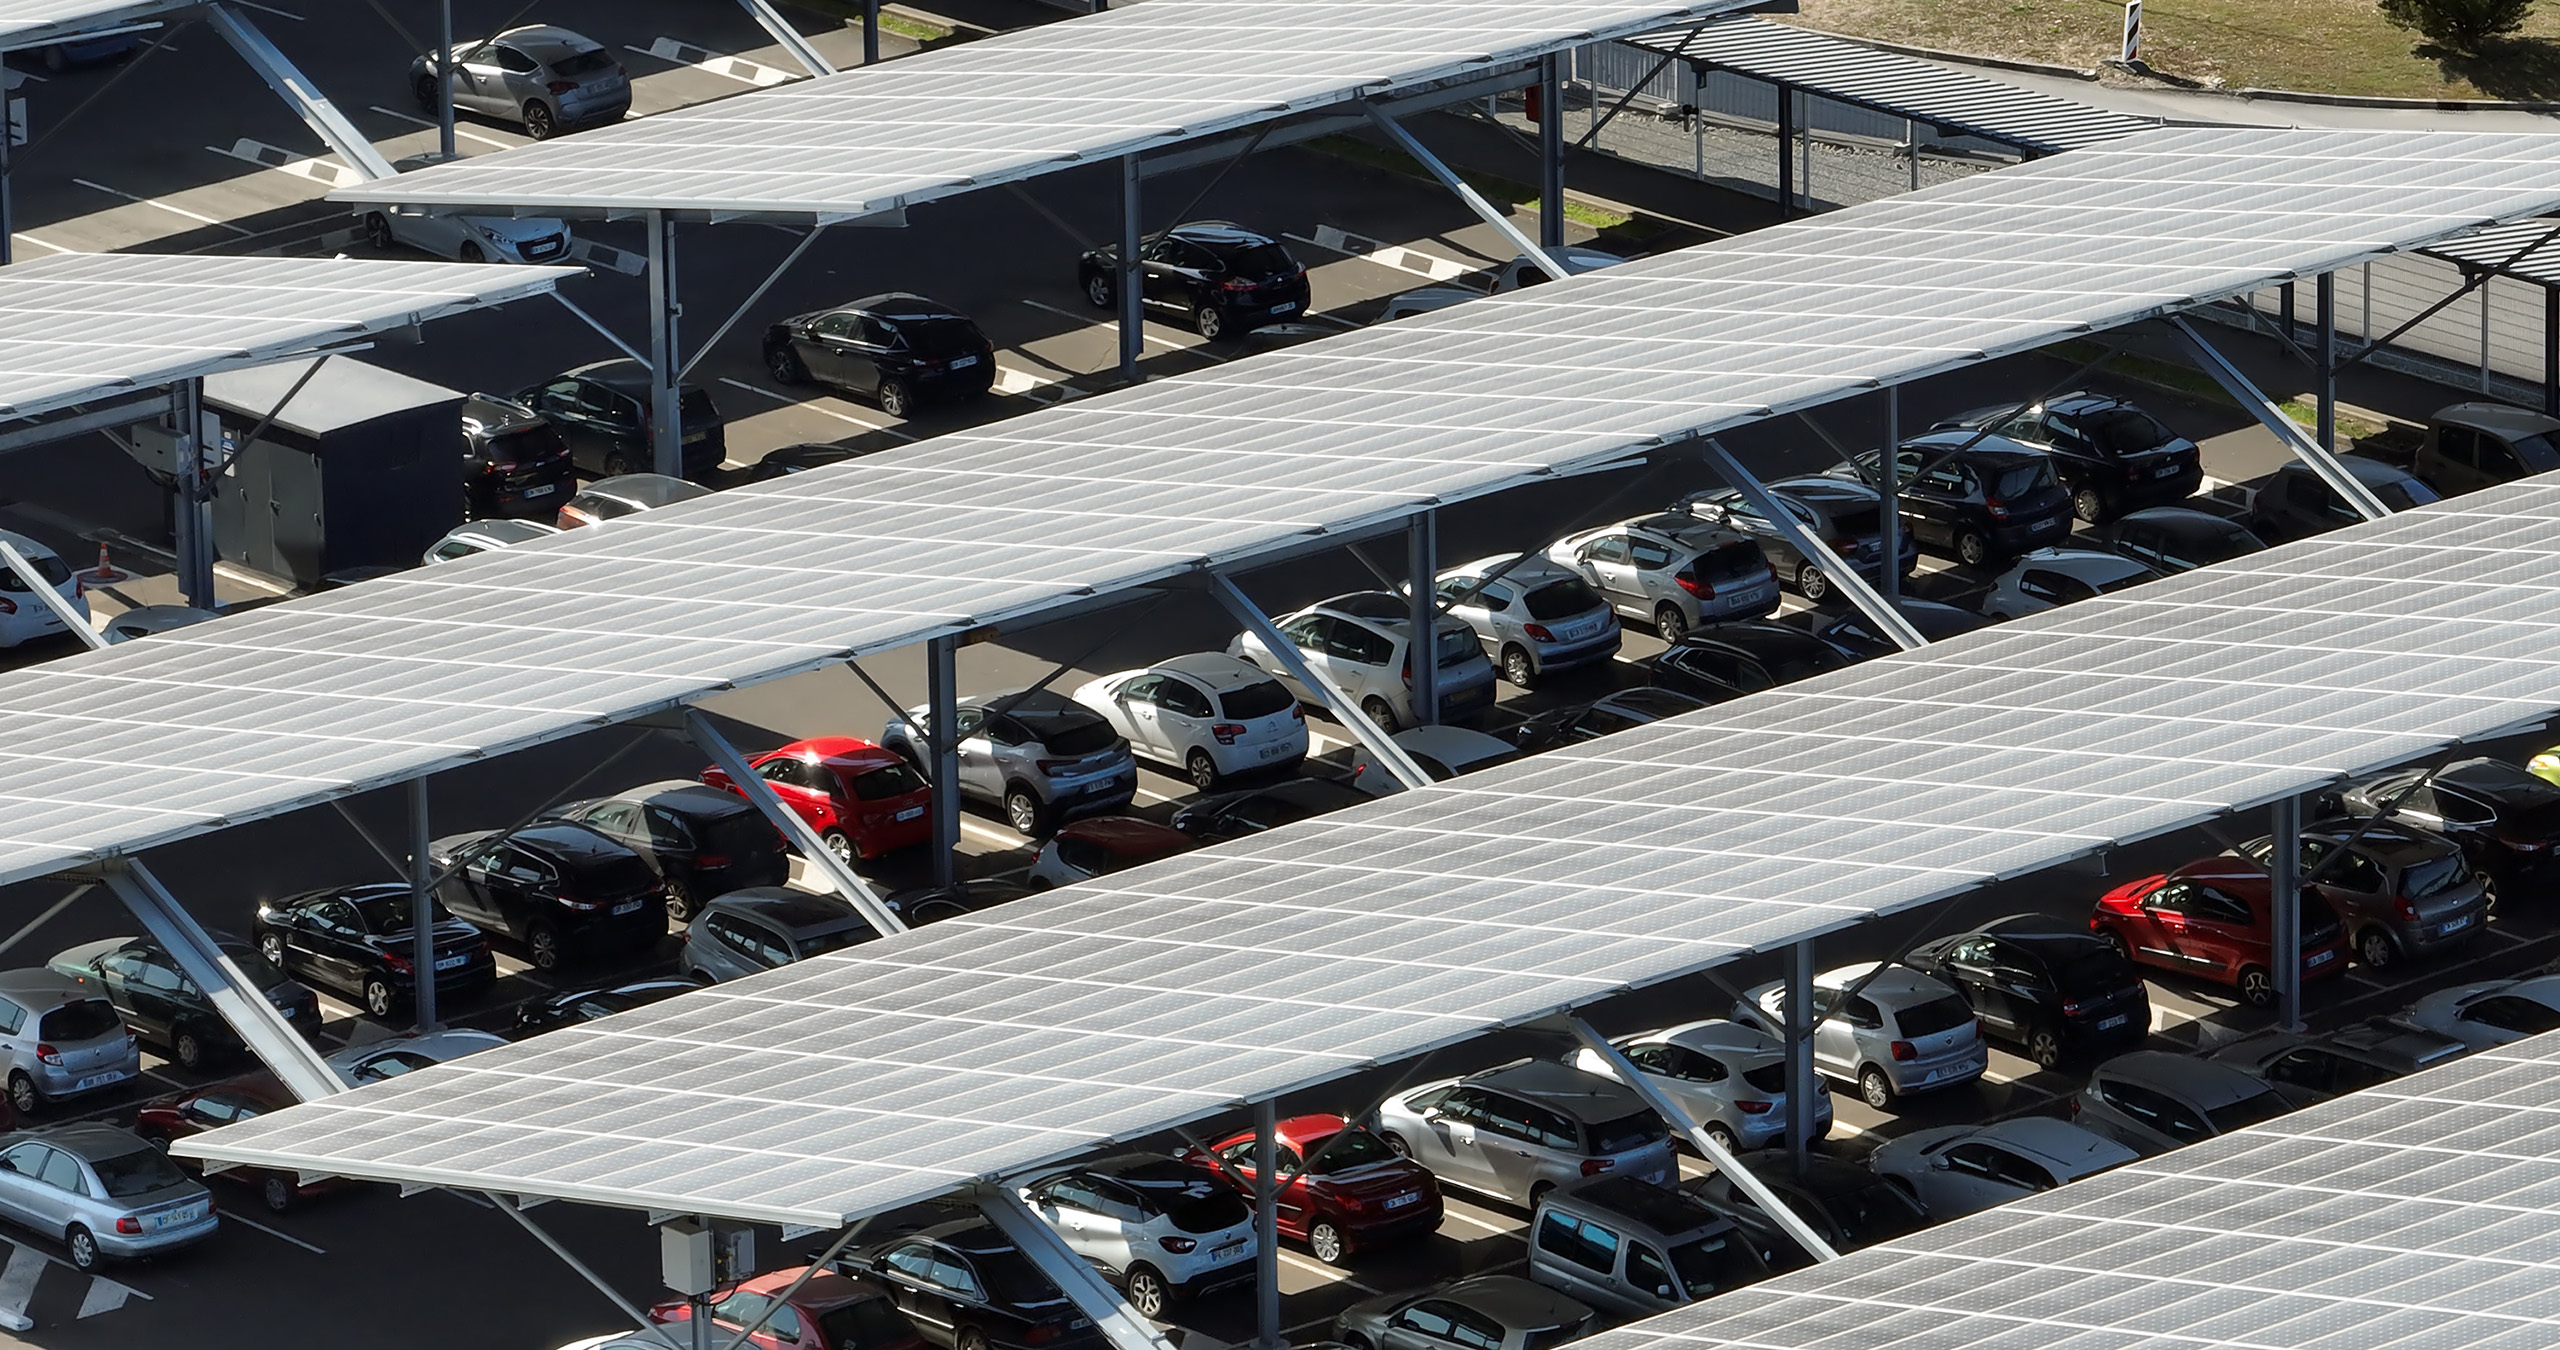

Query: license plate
895,805,923,821
948,354,979,370
683,431,706,444
2155,464,2182,479
1383,1191,1420,1210
1271,301,1299,314
523,483,556,497
612,899,643,916
71,1070,128,1093
150,1201,207,1230
2035,517,2064,532
435,952,471,971
1212,1242,1245,1260
2442,914,2473,934
2095,1013,2128,1031
1257,743,1286,761
2308,949,2336,967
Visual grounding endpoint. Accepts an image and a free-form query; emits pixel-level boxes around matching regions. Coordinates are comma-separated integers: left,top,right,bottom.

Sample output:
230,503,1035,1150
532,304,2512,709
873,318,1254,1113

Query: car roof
492,820,635,862
2280,453,2425,487
1552,1174,1731,1235
957,688,1090,718
1318,591,1417,623
498,24,601,52
2323,1017,2468,1064
611,780,760,818
2092,1050,2276,1108
714,890,873,933
1443,552,1578,587
1167,221,1279,251
905,1217,1012,1254
2432,400,2560,439
1900,430,2047,463
2167,854,2270,891
1655,1018,1780,1057
445,519,559,547
1464,1059,1645,1121
1076,1152,1209,1184
0,969,100,1005
1390,724,1518,761
1812,962,1952,1005
1230,778,1368,811
779,736,900,767
1057,815,1191,855
2117,506,2253,536
1153,651,1276,691
1624,513,1746,547
13,1122,155,1161
2437,757,2559,799
0,529,57,562
1677,621,1836,660
1435,1274,1589,1327
2043,391,2141,417
1769,476,1879,508
1595,688,1705,720
2298,819,2460,863
848,292,967,321
581,474,712,508
1963,1118,2133,1172
460,392,543,430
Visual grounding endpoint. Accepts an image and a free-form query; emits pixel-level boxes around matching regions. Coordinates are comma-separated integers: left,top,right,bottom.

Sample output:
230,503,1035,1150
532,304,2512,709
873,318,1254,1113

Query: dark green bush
2379,0,2537,52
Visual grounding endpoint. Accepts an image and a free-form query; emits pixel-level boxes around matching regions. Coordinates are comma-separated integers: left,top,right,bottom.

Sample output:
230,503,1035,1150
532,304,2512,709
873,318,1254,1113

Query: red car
650,1265,924,1350
701,737,931,864
2090,857,2349,1008
1182,1114,1441,1264
133,1073,339,1213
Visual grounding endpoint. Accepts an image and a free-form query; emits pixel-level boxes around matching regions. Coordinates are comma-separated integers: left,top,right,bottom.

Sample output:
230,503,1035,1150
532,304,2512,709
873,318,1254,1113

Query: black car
429,821,667,970
1078,221,1312,341
1813,599,1990,662
2103,507,2266,575
1650,622,1848,704
509,975,706,1039
2246,455,2440,543
460,393,576,520
849,1220,1105,1350
45,935,320,1070
1936,393,2202,523
517,358,725,481
2333,758,2560,883
1832,434,2072,566
252,883,495,1019
1170,778,1370,845
1683,1152,1927,1271
743,443,865,483
1904,914,2150,1069
763,293,996,418
1509,688,1709,755
549,780,789,920
1677,477,1916,602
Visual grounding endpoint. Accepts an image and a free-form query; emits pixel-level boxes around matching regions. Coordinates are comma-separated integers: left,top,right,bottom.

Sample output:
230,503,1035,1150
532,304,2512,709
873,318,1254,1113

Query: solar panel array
7,126,2560,893
177,477,2560,1226
0,0,187,47
2418,216,2560,288
332,0,1760,219
1576,1025,2560,1350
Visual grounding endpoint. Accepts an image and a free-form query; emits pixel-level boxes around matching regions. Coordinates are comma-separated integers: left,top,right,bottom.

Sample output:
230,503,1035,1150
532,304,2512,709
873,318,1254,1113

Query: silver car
1434,553,1621,689
1571,1019,1833,1154
1732,963,1987,1109
0,971,138,1116
2070,1050,2293,1156
411,26,630,139
0,1123,216,1270
1868,1118,2135,1220
2408,973,2560,1049
325,1029,510,1086
680,888,882,984
1228,591,1500,732
1547,514,1778,641
1375,1059,1675,1208
880,688,1138,835
1334,1273,1596,1350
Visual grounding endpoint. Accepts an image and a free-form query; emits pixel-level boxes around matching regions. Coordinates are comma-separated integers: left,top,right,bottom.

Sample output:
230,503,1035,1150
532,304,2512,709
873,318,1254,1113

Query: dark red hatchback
1184,1114,1442,1264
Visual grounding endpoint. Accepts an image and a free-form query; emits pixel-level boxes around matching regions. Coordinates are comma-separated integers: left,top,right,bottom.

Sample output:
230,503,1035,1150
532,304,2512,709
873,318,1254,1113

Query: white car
1980,547,2159,619
1432,553,1621,688
0,530,89,649
1351,724,1522,796
1376,247,1627,322
1869,1118,2136,1219
1227,590,1499,732
2407,974,2560,1049
1020,1154,1256,1317
425,517,562,564
363,155,575,264
324,1029,509,1086
1731,963,1988,1109
98,604,218,644
1071,652,1306,789
1547,514,1778,641
1571,1018,1832,1153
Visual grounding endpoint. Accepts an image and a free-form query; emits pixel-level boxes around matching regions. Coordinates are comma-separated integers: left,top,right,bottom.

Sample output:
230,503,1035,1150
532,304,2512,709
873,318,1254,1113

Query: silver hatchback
412,26,631,140
881,688,1139,836
0,971,138,1116
1547,514,1778,642
1375,1060,1676,1208
0,1123,215,1269
1434,553,1621,689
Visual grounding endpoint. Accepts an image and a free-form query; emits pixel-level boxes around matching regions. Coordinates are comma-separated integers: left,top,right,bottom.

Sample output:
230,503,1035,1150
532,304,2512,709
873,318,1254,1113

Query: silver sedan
411,26,630,140
0,1123,216,1270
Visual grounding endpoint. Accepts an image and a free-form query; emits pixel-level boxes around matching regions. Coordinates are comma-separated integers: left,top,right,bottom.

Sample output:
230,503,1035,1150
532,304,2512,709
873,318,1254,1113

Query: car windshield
93,1147,188,1199
1219,680,1294,719
1217,242,1297,279
2512,432,2560,465
39,1000,122,1041
1666,1232,1758,1300
549,48,614,76
1304,1127,1398,1173
354,892,444,933
2204,1089,2293,1134
2087,409,2176,453
0,552,69,592
2381,477,2441,508
2401,852,2471,899
794,924,875,959
902,318,983,357
1893,995,1975,1038
848,763,924,802
1588,1110,1668,1154
818,1297,914,1350
1992,461,2058,498
490,423,567,460
1522,577,1606,620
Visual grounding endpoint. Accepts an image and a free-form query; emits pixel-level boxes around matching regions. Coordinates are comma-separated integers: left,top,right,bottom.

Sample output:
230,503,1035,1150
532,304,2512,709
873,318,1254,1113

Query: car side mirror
0,1159,18,1174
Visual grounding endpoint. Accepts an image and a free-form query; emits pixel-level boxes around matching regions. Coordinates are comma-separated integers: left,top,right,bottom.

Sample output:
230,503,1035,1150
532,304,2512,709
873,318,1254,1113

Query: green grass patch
2047,340,2235,405
2277,397,2388,441
878,12,951,42
1305,134,1654,243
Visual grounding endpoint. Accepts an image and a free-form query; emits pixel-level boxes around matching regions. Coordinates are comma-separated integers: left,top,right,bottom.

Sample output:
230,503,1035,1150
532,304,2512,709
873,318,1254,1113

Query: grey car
1676,477,1918,603
1375,1060,1676,1208
2211,1017,2471,1109
0,1123,215,1270
412,26,630,139
881,689,1138,836
1433,553,1621,689
680,889,883,984
1547,514,1779,642
1570,1019,1832,1154
0,971,138,1116
2071,1050,2294,1157
2234,820,2491,969
1334,1273,1596,1350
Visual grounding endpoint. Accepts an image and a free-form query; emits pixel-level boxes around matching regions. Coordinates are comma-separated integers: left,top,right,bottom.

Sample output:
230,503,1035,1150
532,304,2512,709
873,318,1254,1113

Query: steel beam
0,539,97,651
1361,103,1565,282
2270,794,2304,1032
646,211,685,477
169,378,216,610
927,634,962,890
979,1189,1181,1350
2169,317,2391,522
1118,155,1142,386
734,0,837,76
437,0,454,158
1569,1019,1839,1264
409,778,437,1032
2316,273,2337,454
1253,1099,1280,1350
1878,388,1902,606
2545,285,2557,418
1210,573,1431,789
863,0,880,64
1784,942,1814,1175
683,711,908,937
677,224,830,383
94,860,341,1102
206,4,398,180
1537,54,1564,249
1406,512,1439,727
1774,80,1794,217
1701,439,1922,650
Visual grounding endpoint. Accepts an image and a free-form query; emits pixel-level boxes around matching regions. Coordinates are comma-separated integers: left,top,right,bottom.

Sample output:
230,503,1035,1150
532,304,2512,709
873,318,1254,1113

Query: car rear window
40,999,122,1042
1219,680,1294,719
2380,478,2441,509
549,48,615,77
0,553,69,592
1161,1186,1249,1234
2087,409,2176,453
697,810,785,860
848,763,924,801
490,423,568,461
572,492,640,521
678,388,719,423
1521,1321,1591,1350
1828,1181,1928,1245
2401,852,2471,899
93,1147,188,1199
818,1295,916,1350
794,924,876,959
1305,1126,1397,1172
1522,577,1605,620
1741,1063,1787,1094
1697,541,1766,581
1218,243,1298,278
1891,995,1974,1038
902,318,984,357
575,853,661,896
2054,949,2134,993
1830,506,1882,537
2205,1089,2292,1134
1029,712,1119,757
1992,460,2058,498
1587,1110,1668,1155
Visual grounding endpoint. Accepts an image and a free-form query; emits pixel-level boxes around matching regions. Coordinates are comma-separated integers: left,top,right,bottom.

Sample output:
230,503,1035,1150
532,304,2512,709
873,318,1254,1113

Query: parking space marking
995,365,1073,403
210,137,366,189
632,38,796,87
1289,226,1480,283
959,818,1026,850
1276,1251,1381,1292
229,0,302,18
222,1212,326,1254
1018,299,1211,355
1436,1207,1521,1235
73,179,253,236
75,1276,135,1319
367,106,520,151
716,378,919,441
11,232,75,255
0,1243,44,1317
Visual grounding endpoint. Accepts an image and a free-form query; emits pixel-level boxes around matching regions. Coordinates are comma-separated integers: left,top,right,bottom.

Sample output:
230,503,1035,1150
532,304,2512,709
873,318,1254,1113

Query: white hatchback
1072,652,1306,789
1020,1154,1256,1317
0,531,89,649
1981,547,2159,619
324,1029,509,1086
1572,1018,1832,1153
1228,591,1499,732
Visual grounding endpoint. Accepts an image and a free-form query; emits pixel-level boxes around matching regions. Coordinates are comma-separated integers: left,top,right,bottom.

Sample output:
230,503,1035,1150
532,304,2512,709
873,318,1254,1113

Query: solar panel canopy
0,253,580,419
2419,216,2560,287
4,126,2560,894
176,476,2560,1226
0,0,186,48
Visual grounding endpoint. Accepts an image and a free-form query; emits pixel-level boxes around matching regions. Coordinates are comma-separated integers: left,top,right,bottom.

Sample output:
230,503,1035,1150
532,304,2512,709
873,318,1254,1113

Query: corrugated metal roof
2420,216,2560,287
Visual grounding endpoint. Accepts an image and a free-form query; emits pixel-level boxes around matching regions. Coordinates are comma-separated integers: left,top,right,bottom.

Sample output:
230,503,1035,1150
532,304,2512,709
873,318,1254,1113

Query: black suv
2333,758,2560,884
1650,622,1847,704
429,821,667,969
252,883,495,1018
851,1221,1106,1350
1832,434,2072,566
517,358,724,481
548,780,789,920
1683,1152,1926,1271
1079,221,1311,341
1936,393,2202,522
1905,914,2150,1068
459,393,575,520
763,292,996,418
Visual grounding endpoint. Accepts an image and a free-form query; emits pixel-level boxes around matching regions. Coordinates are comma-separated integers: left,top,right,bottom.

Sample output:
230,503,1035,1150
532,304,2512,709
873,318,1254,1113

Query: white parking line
1132,787,1176,805
1277,1250,1381,1292
222,1212,326,1254
0,1244,43,1319
229,0,303,18
1436,1207,1520,1235
11,232,75,254
994,365,1072,403
630,37,795,87
1289,226,1480,282
367,106,520,150
209,138,365,189
716,378,919,441
73,179,252,236
960,818,1025,850
1019,299,1210,354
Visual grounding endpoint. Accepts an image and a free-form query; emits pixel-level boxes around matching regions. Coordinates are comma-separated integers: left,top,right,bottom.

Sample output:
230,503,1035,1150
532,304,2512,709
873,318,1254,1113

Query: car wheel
1125,1264,1170,1319
1795,561,1830,603
458,240,485,264
258,931,287,967
2357,927,2398,970
1955,530,1992,568
1359,696,1401,735
877,378,915,420
1528,1181,1555,1209
6,1072,35,1116
1004,785,1048,837
1702,1122,1739,1155
526,923,563,972
1084,272,1115,308
1858,1065,1895,1110
1654,603,1689,643
262,1174,295,1214
1309,1219,1347,1265
2098,927,2130,963
603,450,632,478
1185,749,1220,791
821,829,857,866
1193,303,1226,341
65,1225,97,1272
2072,486,2110,524
523,101,557,140
1379,1131,1410,1157
2236,966,2276,1008
959,1331,990,1350
766,343,809,385
661,876,694,923
363,212,396,249
363,977,398,1019
1342,1337,1373,1350
412,74,439,108
2026,1027,2064,1071
172,1026,207,1072
1501,644,1537,690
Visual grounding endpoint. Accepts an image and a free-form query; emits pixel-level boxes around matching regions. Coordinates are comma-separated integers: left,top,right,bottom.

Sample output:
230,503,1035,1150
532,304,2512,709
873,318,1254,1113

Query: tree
2379,0,2538,51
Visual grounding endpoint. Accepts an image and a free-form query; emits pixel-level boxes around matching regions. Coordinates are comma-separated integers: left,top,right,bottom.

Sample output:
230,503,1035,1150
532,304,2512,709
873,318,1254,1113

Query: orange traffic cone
74,543,126,595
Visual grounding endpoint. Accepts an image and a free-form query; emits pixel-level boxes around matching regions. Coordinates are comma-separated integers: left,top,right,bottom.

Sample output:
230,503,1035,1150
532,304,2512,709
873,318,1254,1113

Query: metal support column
1784,942,1814,1174
206,4,398,179
2279,281,2295,347
683,710,908,936
1701,439,1922,649
1253,1100,1280,1350
2270,794,2304,1032
2169,317,2391,521
93,860,341,1101
646,210,685,477
2545,285,2558,417
408,778,437,1032
1210,573,1431,789
170,378,216,610
1406,511,1439,727
437,0,454,158
1537,53,1564,249
1,86,15,267
0,540,99,650
928,634,962,890
864,0,880,63
734,0,839,75
1774,82,1794,217
981,1189,1182,1350
1118,155,1142,386
1361,105,1565,280
2316,273,2337,453
1879,388,1901,606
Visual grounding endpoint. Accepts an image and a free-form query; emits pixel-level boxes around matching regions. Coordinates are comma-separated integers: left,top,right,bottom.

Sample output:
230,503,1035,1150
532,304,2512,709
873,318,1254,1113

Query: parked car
366,159,575,266
849,1220,1105,1350
1183,1114,1442,1264
551,780,791,919
326,1029,509,1086
1649,623,1848,705
2419,401,2560,495
879,879,1035,926
1570,1018,1831,1153
457,391,576,519
2102,507,2266,575
1228,591,1499,732
520,360,724,480
2089,857,2348,1007
1333,1274,1595,1350
1682,1152,1927,1269
764,293,996,417
1509,688,1708,755
1026,816,1194,890
426,517,561,564
1547,514,1777,642
46,934,319,1070
2068,1051,2293,1157
133,1074,343,1212
1812,599,1990,661
1868,1118,2136,1219
1351,725,1524,796
1526,1175,1768,1316
1432,553,1622,688
0,530,88,649
0,1123,214,1269
1078,222,1311,340
2210,1018,2471,1108
879,690,1138,836
1019,1154,1256,1316
681,889,881,984
699,736,933,866
1170,779,1370,845
412,25,630,138
98,604,219,643
1979,547,2159,619
556,473,714,528
744,443,865,482
2406,973,2560,1049
1731,963,1988,1109
1935,393,2202,522
1903,914,2150,1069
253,881,495,1019
2247,455,2440,542
1374,1060,1675,1207
429,822,666,970
1071,653,1307,789
511,976,707,1039
1830,435,2073,566
648,1264,926,1350
2332,758,2560,886
1675,477,1916,602
2232,820,2491,969
0,972,137,1115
